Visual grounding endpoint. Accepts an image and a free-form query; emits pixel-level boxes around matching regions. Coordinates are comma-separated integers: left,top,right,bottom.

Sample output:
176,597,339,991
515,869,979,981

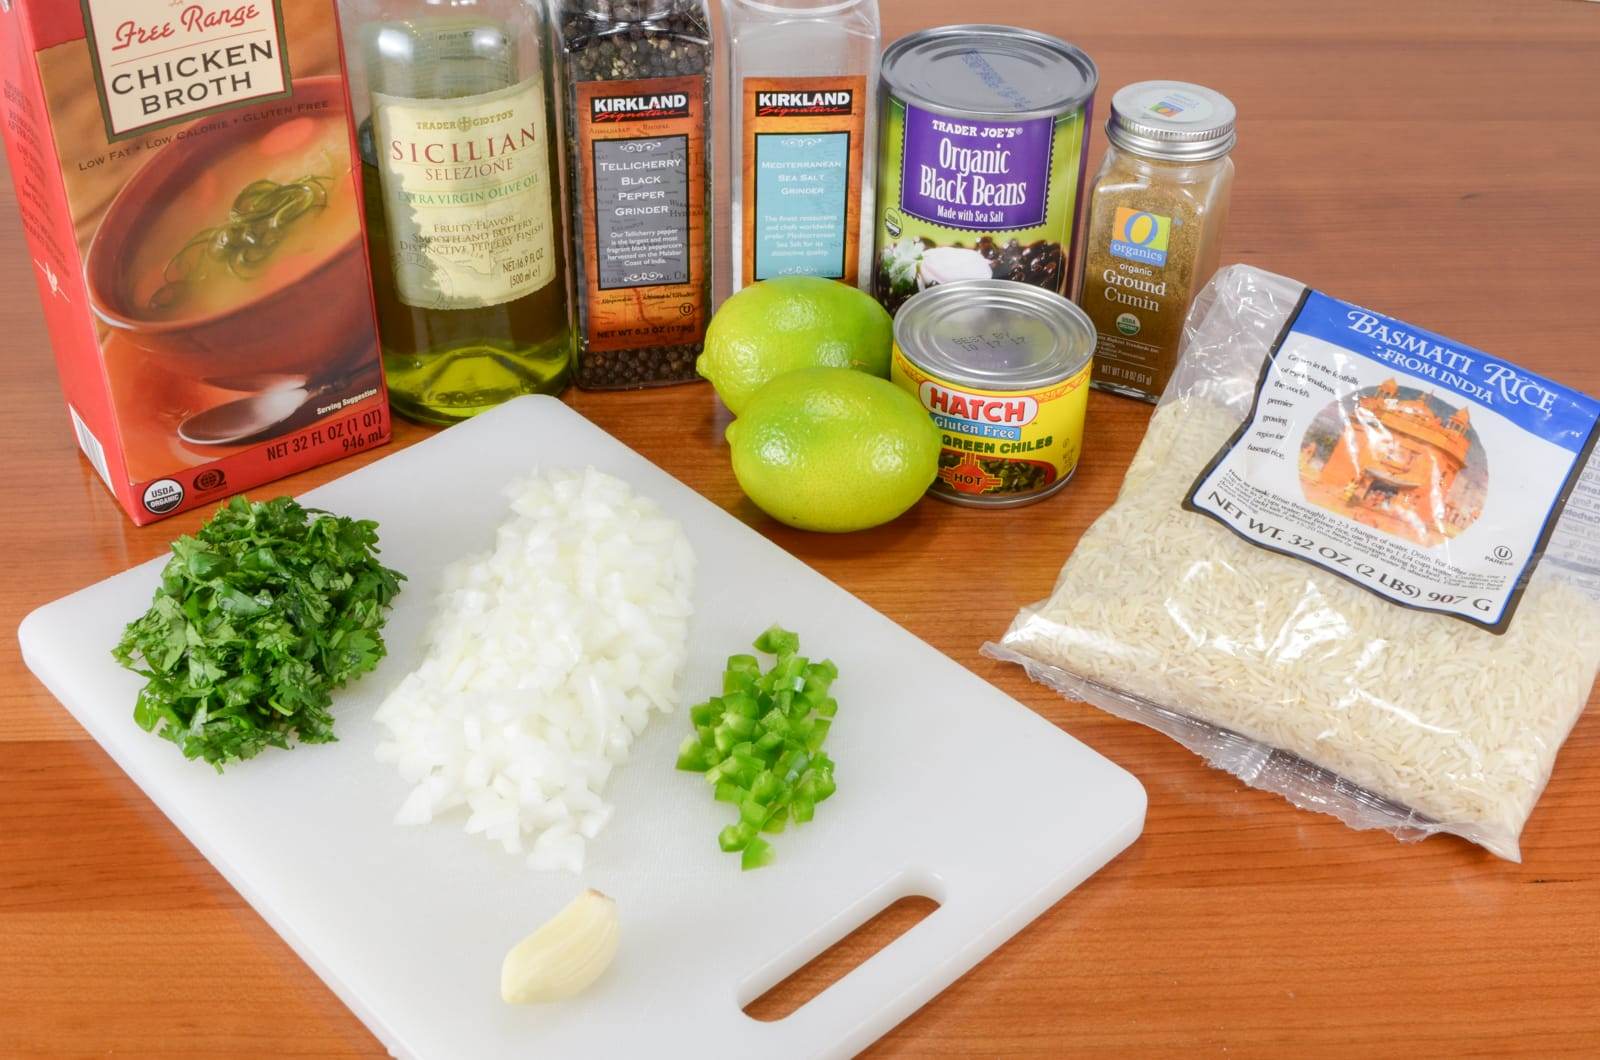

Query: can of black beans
872,26,1098,317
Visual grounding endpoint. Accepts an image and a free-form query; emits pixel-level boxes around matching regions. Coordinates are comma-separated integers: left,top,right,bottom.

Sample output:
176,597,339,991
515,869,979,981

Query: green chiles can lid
894,279,1094,391
1107,81,1237,162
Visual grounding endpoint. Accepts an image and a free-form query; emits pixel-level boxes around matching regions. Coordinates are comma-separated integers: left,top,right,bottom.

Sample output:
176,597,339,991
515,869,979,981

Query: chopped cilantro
112,496,404,770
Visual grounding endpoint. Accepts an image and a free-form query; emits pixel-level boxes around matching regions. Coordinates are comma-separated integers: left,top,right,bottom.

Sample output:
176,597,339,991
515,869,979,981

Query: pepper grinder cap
1106,81,1236,162
572,0,681,18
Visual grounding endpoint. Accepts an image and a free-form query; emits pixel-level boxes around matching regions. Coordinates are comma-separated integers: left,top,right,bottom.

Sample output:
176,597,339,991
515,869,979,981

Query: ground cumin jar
890,280,1094,507
1079,81,1236,401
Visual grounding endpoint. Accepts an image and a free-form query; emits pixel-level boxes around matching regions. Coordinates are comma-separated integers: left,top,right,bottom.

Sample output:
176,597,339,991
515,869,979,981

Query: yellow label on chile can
892,344,1091,504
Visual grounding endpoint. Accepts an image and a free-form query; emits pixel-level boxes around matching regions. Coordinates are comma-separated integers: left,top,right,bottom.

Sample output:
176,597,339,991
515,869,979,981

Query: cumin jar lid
1106,80,1236,162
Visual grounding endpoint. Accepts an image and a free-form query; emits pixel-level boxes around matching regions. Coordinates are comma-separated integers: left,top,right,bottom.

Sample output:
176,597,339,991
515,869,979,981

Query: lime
698,277,892,415
726,367,940,533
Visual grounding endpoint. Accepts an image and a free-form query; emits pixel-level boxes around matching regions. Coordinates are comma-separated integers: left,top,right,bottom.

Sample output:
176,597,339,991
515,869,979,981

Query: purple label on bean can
899,103,1054,231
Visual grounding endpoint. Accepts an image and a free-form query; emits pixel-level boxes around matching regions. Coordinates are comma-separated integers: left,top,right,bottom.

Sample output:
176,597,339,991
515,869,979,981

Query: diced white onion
374,467,694,872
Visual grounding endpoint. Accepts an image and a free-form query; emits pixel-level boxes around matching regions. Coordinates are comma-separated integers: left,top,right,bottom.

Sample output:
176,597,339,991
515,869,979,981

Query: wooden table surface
4,0,1599,1055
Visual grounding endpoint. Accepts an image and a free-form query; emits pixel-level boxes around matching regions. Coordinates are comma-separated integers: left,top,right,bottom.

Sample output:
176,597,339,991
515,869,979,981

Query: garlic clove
500,888,620,1004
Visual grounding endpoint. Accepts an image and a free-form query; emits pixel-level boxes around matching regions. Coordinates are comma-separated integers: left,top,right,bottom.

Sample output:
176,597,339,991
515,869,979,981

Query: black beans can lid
880,25,1098,121
894,279,1094,391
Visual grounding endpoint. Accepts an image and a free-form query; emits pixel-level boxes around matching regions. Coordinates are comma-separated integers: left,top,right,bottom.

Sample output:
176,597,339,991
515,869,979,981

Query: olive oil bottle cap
1107,80,1236,162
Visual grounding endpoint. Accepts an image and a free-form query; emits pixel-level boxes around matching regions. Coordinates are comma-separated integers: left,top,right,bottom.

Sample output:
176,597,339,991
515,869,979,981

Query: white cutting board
19,396,1144,1059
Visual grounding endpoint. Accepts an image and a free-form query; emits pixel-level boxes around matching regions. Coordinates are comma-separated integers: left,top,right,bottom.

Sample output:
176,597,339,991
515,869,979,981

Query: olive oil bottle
352,0,571,424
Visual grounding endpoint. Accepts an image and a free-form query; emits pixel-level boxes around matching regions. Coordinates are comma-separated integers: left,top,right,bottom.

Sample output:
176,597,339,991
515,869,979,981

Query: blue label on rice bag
1185,288,1600,633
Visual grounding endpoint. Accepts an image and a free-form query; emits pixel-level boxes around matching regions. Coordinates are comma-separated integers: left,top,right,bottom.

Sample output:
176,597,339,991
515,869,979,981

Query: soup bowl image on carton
84,76,375,444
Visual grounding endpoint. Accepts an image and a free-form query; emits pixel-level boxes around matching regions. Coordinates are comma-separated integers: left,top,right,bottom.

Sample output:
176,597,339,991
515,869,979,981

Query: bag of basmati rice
986,264,1600,860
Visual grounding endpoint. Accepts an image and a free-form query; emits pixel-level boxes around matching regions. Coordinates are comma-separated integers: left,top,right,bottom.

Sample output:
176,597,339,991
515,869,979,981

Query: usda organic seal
141,478,184,515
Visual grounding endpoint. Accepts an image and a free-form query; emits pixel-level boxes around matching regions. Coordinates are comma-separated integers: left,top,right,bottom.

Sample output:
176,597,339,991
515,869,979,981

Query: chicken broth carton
0,0,387,525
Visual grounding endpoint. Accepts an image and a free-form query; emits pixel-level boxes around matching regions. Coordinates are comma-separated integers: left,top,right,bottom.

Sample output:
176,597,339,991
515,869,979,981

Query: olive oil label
874,95,1087,314
575,75,708,353
1186,289,1600,633
373,77,556,311
80,0,292,141
740,76,866,284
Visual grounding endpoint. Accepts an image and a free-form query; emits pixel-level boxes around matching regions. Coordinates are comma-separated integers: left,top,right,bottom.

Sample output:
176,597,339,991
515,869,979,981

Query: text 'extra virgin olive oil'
354,0,572,424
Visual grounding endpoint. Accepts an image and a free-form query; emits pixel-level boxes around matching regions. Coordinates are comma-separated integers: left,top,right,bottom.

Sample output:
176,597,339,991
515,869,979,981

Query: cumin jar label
872,26,1098,315
890,279,1094,508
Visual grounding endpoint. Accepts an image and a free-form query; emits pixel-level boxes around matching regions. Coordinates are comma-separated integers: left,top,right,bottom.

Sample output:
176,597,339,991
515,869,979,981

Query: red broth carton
0,0,388,524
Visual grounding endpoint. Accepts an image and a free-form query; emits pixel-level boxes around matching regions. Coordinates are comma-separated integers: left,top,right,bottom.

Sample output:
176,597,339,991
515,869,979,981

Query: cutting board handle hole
742,893,941,1022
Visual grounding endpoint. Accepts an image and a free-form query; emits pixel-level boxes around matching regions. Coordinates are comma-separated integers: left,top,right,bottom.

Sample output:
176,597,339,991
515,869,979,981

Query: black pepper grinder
555,0,714,389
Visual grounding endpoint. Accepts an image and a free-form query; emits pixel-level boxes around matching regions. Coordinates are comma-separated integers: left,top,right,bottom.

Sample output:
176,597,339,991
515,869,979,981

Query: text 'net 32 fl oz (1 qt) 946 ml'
987,264,1600,861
